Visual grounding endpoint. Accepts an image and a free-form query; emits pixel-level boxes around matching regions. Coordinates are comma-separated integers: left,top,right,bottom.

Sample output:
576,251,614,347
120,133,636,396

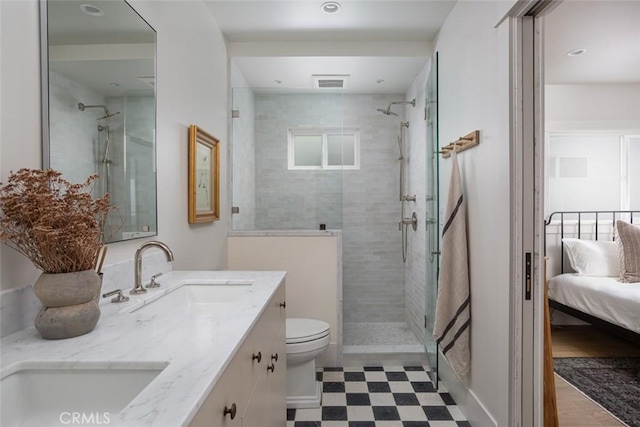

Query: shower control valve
401,212,419,231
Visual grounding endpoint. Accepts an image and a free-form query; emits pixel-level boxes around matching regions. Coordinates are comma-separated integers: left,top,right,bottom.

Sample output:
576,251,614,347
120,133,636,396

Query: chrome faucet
131,241,175,295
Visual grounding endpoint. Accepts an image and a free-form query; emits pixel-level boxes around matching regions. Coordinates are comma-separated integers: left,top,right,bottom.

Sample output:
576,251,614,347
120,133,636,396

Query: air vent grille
312,74,350,89
318,79,344,88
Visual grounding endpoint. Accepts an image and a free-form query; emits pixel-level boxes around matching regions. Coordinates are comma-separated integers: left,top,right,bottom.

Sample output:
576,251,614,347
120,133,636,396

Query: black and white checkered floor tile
287,366,470,427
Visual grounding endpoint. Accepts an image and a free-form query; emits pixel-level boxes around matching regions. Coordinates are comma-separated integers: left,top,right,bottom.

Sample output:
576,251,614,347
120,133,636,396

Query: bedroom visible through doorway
542,1,640,426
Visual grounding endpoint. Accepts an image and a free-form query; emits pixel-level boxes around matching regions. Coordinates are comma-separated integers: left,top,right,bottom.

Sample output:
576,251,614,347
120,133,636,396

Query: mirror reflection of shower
377,99,418,262
78,103,120,196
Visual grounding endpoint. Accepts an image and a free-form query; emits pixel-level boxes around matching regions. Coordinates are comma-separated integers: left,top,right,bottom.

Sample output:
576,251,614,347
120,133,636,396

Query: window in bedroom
288,128,360,170
546,133,640,213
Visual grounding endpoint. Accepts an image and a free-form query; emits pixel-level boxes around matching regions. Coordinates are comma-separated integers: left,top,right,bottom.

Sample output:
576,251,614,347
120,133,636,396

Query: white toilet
286,318,331,409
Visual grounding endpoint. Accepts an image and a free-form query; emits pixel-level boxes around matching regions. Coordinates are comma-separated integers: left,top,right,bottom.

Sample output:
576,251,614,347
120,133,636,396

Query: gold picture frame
188,125,220,223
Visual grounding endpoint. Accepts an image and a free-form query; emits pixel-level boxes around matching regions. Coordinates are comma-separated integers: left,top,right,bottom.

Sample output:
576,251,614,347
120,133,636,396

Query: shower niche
40,0,157,243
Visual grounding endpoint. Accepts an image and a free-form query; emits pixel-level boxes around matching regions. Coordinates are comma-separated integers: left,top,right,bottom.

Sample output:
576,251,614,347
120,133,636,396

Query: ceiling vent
312,74,350,89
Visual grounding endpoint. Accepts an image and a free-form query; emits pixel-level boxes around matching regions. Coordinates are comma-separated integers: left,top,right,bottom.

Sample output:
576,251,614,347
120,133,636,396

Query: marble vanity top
0,270,287,427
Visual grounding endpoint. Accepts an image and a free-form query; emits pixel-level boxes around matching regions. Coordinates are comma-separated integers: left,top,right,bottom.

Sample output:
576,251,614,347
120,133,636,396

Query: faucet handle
146,272,163,289
102,289,130,303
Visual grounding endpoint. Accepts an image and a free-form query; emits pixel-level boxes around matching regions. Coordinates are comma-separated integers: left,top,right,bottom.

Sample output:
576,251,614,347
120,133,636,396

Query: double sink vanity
0,270,287,427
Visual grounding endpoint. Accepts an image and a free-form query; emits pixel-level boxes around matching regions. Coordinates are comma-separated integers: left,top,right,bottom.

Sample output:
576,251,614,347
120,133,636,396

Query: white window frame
287,128,360,170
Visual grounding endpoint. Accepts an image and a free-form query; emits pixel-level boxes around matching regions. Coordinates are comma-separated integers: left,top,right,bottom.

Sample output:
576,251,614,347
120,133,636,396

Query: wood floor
551,325,640,426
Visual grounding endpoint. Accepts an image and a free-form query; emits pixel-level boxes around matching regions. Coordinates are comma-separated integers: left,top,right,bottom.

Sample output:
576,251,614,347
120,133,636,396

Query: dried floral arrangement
0,168,115,273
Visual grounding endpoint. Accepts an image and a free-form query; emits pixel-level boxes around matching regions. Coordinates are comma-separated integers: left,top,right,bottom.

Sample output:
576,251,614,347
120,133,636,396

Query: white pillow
561,238,619,277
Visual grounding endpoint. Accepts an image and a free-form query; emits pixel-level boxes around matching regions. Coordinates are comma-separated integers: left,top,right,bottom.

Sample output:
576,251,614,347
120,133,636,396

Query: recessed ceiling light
321,1,341,14
566,48,586,57
80,4,104,16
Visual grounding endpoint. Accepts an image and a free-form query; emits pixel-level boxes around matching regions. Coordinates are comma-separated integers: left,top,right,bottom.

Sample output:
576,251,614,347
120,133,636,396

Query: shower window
288,128,360,170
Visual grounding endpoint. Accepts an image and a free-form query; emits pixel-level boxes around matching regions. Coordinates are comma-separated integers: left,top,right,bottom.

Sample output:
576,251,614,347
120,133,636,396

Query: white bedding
548,274,640,334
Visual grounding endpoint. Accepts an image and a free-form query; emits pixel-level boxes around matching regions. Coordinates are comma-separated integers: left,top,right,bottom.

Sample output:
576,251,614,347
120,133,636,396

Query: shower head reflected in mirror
97,111,120,120
377,108,399,116
78,102,120,120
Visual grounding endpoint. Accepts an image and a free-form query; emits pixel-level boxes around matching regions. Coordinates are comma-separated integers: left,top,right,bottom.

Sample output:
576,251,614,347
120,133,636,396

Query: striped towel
433,150,471,380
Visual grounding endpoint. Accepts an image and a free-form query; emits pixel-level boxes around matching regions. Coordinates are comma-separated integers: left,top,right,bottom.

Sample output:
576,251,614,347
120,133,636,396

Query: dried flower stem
0,169,115,273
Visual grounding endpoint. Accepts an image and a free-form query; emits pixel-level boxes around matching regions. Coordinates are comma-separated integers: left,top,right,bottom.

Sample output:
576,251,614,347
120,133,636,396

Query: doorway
513,0,640,425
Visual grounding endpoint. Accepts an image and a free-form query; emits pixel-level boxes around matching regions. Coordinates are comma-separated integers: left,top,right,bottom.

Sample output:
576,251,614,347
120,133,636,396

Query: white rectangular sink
0,361,167,427
129,282,254,315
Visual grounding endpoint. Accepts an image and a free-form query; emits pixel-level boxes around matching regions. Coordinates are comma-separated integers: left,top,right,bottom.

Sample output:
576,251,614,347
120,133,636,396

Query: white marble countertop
0,270,287,427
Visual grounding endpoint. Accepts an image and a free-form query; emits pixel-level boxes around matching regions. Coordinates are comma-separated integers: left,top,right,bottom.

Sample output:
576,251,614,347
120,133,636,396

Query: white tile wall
404,61,431,341
121,95,157,235
252,93,407,323
49,71,101,184
254,94,344,230
49,72,156,241
342,95,407,323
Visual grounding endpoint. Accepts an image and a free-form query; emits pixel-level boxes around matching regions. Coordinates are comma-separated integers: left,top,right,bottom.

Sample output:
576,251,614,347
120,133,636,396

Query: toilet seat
286,318,330,344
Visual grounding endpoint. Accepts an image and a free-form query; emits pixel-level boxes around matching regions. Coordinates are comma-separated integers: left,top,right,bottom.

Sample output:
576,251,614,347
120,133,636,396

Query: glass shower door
425,52,440,385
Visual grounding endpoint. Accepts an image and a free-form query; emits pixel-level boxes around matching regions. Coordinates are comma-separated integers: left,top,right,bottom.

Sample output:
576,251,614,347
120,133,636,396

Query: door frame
507,1,561,425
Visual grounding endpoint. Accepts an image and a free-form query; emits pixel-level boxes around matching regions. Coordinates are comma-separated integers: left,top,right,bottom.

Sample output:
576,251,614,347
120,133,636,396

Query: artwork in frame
188,125,220,223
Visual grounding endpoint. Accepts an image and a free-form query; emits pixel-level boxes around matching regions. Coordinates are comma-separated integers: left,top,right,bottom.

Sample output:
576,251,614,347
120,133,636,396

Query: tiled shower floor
343,322,422,347
342,322,425,365
288,366,469,426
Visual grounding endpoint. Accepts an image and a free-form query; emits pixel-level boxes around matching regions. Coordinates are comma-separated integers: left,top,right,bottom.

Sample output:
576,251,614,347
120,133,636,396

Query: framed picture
188,125,220,223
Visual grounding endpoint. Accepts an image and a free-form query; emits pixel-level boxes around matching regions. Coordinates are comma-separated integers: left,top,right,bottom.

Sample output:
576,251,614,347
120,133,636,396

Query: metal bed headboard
544,210,639,274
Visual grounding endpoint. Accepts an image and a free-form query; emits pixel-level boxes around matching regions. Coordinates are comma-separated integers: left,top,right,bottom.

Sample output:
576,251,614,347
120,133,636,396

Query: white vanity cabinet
189,284,286,427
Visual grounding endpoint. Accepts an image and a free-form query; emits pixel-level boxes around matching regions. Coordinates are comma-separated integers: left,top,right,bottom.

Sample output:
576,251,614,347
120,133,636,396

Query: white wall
434,1,514,425
546,84,640,132
0,0,229,292
227,234,340,366
1,0,47,291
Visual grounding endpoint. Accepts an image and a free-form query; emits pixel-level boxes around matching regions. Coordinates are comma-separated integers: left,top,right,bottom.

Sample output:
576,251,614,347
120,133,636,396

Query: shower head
78,103,119,120
377,99,416,117
377,108,399,117
97,111,120,120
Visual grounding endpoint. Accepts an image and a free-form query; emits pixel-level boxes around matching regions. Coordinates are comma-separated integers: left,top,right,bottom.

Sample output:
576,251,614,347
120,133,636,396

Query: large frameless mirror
40,0,157,243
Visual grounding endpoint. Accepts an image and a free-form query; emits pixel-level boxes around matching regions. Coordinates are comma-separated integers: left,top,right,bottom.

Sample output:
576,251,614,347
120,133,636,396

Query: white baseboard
438,351,497,427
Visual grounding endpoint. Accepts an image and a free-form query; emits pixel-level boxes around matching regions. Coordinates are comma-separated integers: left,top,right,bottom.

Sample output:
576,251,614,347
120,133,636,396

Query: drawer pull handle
223,403,237,419
252,352,262,363
279,301,286,308
271,353,278,362
267,363,275,373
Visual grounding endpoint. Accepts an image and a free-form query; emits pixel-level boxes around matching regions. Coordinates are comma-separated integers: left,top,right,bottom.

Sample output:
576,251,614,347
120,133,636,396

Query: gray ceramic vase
33,270,102,340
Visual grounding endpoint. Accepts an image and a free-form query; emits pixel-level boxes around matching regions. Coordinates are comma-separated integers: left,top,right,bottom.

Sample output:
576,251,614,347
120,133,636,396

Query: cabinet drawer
189,281,286,427
188,349,247,427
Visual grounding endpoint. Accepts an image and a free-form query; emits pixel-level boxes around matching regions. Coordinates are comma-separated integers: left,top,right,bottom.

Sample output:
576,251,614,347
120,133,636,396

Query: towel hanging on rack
433,150,471,380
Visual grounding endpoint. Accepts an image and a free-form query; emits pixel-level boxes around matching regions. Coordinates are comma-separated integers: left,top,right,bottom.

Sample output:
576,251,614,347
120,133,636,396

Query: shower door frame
424,52,440,385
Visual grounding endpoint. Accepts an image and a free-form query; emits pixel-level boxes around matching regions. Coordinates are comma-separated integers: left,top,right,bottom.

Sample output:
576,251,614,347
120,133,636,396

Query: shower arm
378,99,417,117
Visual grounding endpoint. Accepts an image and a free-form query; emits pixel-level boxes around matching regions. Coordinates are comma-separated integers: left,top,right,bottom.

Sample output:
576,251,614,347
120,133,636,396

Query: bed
544,210,640,344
